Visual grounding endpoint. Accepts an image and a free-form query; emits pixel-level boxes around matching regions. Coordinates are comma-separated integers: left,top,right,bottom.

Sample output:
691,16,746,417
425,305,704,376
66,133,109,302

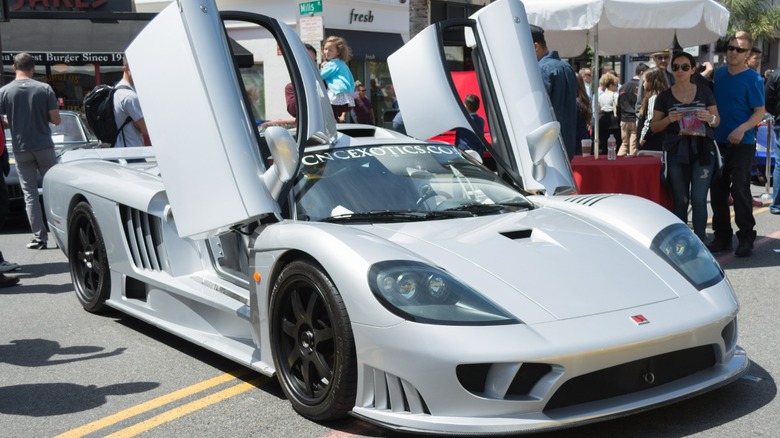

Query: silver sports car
43,0,748,435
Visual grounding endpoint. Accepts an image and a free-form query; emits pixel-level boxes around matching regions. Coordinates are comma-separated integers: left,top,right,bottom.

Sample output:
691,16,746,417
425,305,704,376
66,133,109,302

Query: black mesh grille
7,183,23,200
545,345,716,411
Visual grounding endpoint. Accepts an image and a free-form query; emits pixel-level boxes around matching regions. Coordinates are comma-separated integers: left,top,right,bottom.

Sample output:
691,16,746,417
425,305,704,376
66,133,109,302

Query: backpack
83,84,132,146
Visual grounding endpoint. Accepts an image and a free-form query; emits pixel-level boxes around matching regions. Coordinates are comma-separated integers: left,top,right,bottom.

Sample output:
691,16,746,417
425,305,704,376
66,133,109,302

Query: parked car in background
3,110,99,212
755,121,776,185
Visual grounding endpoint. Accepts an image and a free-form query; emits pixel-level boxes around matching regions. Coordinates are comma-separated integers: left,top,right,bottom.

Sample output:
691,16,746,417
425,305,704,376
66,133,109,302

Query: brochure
677,106,706,137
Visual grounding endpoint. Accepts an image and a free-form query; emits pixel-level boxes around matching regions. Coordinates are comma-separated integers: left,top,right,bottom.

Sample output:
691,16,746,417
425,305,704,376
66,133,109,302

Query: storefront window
367,60,397,128
3,62,123,113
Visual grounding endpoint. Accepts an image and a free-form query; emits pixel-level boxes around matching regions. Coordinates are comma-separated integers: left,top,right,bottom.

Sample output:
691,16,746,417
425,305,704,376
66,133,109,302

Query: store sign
10,0,132,12
2,51,124,65
298,0,322,15
349,8,374,24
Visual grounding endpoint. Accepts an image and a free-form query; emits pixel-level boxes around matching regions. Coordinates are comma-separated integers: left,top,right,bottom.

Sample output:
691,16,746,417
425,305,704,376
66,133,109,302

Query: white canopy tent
523,0,730,155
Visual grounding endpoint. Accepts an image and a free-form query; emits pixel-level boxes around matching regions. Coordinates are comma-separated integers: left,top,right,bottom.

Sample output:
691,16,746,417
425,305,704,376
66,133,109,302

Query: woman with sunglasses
650,51,720,242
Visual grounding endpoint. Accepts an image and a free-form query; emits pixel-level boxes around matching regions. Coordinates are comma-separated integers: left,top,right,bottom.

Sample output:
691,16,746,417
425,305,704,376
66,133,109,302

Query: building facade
135,0,410,122
1,0,410,123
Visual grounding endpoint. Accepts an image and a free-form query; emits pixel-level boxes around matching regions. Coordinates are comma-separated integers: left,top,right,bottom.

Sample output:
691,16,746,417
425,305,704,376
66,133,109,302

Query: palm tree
721,0,780,41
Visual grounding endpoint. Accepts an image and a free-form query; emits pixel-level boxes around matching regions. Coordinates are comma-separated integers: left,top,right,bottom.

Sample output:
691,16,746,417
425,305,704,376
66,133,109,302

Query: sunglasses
727,45,749,54
671,63,692,72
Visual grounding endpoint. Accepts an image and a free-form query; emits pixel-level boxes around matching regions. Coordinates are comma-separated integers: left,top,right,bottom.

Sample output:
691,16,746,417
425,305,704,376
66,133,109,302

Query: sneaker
771,206,780,215
26,239,47,250
706,238,733,253
0,274,20,288
735,239,754,258
0,261,20,273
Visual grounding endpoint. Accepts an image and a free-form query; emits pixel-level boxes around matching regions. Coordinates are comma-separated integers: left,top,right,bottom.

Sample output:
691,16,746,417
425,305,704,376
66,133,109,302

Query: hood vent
565,194,615,206
500,229,533,240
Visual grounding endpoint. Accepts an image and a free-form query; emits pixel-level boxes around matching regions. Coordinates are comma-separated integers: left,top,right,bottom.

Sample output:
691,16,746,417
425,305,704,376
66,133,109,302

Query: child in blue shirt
320,36,355,122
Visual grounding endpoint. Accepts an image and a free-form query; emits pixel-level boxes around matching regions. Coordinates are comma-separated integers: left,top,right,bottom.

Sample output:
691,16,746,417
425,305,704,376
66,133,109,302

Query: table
571,155,672,209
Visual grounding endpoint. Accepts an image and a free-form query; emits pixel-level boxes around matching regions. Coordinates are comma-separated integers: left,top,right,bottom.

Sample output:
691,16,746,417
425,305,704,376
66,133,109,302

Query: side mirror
263,126,300,200
526,121,560,182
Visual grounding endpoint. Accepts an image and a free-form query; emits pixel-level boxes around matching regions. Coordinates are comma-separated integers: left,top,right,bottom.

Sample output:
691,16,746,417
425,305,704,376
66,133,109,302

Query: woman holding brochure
650,51,720,242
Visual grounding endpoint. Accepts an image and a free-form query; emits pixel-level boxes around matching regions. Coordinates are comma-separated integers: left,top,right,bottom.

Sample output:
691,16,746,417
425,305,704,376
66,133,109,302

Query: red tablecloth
571,155,672,209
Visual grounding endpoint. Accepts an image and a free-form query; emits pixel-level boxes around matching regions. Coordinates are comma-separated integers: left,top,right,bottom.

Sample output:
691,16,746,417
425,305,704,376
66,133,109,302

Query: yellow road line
105,377,268,438
55,369,253,438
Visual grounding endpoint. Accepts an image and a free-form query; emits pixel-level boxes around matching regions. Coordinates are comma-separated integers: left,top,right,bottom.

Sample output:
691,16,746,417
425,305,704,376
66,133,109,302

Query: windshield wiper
320,210,470,223
439,203,506,215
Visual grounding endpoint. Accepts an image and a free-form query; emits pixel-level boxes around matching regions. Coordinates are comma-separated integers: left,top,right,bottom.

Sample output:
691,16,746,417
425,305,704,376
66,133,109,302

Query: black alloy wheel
270,260,357,421
68,202,111,313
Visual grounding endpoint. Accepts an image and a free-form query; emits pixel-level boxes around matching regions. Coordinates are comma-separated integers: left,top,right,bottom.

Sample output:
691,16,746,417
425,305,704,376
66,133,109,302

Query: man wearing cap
635,49,675,117
530,25,578,160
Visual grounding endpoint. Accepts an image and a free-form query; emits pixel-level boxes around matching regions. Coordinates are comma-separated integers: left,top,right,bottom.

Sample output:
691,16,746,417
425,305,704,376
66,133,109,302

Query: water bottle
607,134,617,161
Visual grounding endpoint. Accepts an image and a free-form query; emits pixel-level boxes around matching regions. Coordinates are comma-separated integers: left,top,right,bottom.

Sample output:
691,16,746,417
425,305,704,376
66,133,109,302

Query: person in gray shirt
113,56,148,148
0,53,61,250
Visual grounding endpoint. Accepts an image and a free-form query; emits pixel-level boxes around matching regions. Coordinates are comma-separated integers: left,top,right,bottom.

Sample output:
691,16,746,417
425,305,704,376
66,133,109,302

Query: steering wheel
415,185,451,210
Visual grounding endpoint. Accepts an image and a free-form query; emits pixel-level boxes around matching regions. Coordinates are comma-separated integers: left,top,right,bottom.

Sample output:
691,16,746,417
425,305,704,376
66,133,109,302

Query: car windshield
293,143,534,222
50,113,89,144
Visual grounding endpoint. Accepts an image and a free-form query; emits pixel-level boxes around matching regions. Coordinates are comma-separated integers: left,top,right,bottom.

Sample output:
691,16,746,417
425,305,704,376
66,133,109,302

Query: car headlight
368,261,519,325
651,223,723,290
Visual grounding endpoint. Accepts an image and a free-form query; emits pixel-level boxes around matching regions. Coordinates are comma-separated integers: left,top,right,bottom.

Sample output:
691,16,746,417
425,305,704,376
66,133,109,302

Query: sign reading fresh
299,0,322,15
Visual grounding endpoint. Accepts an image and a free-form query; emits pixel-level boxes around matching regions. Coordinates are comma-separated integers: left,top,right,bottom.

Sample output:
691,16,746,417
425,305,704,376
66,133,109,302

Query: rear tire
270,260,357,421
68,202,111,313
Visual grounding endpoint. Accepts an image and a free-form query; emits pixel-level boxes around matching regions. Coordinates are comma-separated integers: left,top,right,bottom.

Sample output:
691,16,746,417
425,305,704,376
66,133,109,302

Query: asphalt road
0,186,778,438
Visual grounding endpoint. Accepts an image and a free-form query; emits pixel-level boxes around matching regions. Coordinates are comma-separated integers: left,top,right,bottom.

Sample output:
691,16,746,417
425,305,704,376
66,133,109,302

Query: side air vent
365,367,430,415
565,194,615,206
120,206,166,272
500,229,533,240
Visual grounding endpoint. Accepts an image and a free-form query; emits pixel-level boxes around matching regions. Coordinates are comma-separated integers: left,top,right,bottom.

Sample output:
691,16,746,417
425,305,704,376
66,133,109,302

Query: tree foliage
721,0,780,42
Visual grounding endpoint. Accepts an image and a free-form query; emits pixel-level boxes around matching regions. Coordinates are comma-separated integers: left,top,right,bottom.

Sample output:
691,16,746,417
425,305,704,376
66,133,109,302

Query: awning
0,16,254,67
324,29,404,61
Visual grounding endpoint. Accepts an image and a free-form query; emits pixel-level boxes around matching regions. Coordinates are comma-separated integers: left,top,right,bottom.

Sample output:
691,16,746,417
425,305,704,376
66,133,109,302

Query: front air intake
545,345,716,411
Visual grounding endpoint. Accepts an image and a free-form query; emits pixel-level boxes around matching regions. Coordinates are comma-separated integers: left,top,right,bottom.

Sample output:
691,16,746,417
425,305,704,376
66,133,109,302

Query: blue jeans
772,159,780,211
666,150,715,241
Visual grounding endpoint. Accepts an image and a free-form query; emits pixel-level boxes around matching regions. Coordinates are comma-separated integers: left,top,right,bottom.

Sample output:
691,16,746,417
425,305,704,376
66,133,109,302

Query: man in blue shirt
530,25,577,161
710,31,766,257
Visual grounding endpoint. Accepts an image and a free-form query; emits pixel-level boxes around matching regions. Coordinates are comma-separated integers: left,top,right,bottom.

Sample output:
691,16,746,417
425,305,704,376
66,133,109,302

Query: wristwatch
710,114,717,124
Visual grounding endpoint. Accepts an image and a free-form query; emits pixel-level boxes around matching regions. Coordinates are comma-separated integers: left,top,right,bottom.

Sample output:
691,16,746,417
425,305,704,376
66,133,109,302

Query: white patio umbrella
523,0,730,156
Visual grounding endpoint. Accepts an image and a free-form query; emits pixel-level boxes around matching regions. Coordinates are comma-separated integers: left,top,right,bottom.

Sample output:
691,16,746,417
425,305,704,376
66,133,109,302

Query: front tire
68,201,110,313
270,260,357,421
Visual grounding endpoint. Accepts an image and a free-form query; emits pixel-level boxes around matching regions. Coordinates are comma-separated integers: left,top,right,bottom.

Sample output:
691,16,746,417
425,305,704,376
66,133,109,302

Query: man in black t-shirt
617,63,648,156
